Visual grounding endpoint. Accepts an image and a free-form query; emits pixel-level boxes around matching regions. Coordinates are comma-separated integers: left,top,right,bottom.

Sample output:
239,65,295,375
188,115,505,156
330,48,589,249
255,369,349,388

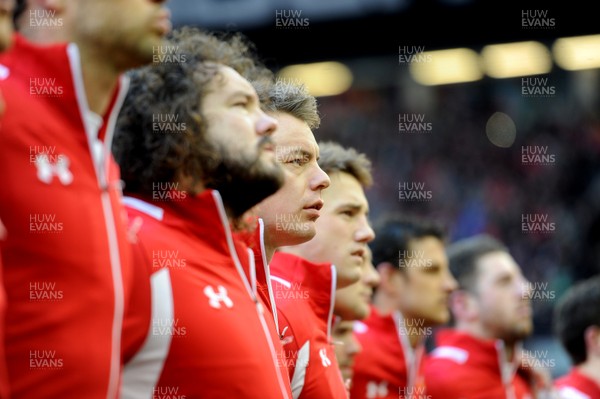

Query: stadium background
168,0,600,377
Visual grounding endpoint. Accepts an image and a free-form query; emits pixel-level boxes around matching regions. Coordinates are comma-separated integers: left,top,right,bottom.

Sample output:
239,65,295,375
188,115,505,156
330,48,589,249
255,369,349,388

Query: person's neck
77,43,120,116
373,289,395,316
20,27,67,45
18,28,120,118
406,325,425,349
264,239,277,264
373,292,422,349
577,358,600,387
272,242,303,266
18,7,69,45
455,322,517,361
504,343,515,362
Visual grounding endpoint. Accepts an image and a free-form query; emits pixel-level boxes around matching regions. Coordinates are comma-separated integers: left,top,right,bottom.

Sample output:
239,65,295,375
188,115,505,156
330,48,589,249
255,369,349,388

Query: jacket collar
124,189,260,306
236,218,281,335
357,306,426,392
433,328,525,386
124,189,236,258
270,252,337,339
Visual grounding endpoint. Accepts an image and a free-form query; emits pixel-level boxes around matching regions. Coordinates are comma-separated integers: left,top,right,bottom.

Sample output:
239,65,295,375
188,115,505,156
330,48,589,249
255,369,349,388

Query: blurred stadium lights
167,0,600,89
481,41,552,79
552,34,600,71
275,36,600,90
403,35,600,86
277,61,353,97
408,48,482,86
280,34,600,92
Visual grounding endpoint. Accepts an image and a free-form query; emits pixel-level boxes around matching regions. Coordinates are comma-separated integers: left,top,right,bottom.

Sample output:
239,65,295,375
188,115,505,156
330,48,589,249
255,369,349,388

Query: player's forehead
325,172,369,210
477,251,522,283
205,64,257,98
272,112,318,151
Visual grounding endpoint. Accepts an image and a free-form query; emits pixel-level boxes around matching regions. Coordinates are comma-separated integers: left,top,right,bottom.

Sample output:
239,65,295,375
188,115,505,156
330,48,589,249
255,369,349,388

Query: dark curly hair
112,26,274,197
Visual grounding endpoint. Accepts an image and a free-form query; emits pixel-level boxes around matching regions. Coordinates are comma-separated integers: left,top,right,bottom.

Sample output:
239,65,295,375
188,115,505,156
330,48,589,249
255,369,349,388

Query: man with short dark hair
554,275,600,398
424,234,537,399
350,214,457,399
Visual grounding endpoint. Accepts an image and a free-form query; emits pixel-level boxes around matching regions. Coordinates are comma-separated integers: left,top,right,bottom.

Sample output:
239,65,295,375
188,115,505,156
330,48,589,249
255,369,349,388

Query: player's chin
298,221,317,238
433,309,450,325
351,304,370,321
283,223,315,245
125,40,162,68
143,31,167,51
0,24,12,52
516,320,534,337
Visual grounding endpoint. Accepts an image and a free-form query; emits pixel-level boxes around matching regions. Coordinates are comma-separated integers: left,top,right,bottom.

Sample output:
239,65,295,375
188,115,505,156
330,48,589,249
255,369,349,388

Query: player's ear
584,325,600,357
375,262,400,294
449,289,477,322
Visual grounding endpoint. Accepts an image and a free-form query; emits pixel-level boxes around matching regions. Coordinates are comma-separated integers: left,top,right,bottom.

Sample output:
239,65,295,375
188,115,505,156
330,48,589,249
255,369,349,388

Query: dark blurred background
169,0,600,377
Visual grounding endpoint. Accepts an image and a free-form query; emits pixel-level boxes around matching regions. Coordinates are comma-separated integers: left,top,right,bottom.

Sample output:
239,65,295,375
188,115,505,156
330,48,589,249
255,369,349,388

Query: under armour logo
279,326,294,346
203,285,234,309
319,348,332,367
127,216,143,244
366,381,388,398
0,64,9,80
35,154,73,185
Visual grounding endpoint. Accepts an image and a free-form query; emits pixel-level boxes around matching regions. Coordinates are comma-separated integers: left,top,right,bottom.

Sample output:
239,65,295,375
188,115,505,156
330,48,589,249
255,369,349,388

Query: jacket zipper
67,43,129,399
213,191,291,399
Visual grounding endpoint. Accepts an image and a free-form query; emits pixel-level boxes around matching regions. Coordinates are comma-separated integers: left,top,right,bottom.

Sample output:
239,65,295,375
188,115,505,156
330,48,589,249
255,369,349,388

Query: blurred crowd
316,72,600,335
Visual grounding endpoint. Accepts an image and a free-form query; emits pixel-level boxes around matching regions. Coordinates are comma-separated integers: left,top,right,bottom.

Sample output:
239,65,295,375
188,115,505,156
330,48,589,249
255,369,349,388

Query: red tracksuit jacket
120,190,292,399
235,218,281,327
269,251,348,399
424,329,535,399
350,306,426,399
0,253,7,399
0,34,132,398
555,368,600,399
236,222,348,398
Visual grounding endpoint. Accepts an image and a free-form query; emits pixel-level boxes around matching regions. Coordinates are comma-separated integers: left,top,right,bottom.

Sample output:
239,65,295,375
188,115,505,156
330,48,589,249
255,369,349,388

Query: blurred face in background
335,245,380,320
67,0,171,69
0,0,14,51
0,0,14,117
471,251,533,344
391,236,457,326
332,320,361,383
